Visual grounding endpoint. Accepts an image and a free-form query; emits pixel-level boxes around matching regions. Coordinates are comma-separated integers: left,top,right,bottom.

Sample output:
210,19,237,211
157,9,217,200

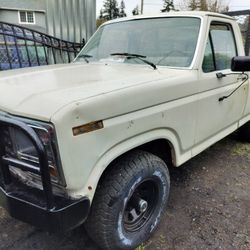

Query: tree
209,0,219,12
237,16,249,44
119,0,127,17
132,5,140,15
186,0,229,12
102,0,120,20
208,0,229,12
199,0,208,11
188,0,198,10
96,18,107,28
162,0,175,12
99,9,104,19
97,8,107,28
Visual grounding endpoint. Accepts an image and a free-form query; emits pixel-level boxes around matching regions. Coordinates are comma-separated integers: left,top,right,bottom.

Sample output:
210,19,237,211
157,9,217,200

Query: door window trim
202,21,238,73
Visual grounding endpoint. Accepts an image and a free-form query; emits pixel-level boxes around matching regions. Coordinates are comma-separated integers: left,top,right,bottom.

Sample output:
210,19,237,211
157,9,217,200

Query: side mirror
231,56,250,72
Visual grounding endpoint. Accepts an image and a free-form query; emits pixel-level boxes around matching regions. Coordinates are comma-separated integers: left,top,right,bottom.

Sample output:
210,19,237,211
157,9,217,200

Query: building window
19,11,35,24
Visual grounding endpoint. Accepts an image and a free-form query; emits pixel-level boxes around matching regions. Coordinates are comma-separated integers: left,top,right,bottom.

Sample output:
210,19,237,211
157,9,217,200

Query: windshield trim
74,15,203,70
189,16,204,70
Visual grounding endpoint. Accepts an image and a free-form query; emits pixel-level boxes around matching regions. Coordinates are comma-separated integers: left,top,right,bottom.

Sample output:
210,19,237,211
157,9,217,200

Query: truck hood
0,63,186,121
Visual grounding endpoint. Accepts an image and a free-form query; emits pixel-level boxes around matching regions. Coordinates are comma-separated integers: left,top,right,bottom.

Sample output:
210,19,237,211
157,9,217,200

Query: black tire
85,150,170,250
238,122,250,142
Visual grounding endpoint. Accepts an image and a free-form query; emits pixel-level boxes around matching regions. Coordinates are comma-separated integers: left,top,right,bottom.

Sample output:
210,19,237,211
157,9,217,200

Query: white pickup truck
0,11,250,250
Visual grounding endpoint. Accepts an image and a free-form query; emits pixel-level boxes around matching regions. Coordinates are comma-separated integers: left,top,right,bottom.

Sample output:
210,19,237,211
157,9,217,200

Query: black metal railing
0,22,84,71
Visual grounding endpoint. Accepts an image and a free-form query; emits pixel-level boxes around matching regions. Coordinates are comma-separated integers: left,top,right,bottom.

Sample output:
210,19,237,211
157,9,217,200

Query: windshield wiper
76,54,93,63
110,53,157,70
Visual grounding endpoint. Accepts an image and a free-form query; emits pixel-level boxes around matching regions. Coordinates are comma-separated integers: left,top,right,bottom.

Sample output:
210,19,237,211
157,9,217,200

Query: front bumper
0,115,90,232
0,181,90,232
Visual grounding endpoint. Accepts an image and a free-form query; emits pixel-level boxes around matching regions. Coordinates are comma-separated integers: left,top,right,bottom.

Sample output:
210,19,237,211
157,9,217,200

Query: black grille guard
0,115,55,210
0,114,90,232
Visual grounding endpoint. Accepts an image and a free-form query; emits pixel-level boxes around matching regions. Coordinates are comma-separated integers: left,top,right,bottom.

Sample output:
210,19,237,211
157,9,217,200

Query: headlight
3,120,64,190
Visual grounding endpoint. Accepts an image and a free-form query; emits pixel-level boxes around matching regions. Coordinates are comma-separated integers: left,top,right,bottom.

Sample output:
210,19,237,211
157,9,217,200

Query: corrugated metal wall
45,0,96,43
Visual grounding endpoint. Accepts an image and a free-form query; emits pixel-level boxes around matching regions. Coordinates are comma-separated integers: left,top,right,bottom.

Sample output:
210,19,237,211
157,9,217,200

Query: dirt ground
0,134,249,250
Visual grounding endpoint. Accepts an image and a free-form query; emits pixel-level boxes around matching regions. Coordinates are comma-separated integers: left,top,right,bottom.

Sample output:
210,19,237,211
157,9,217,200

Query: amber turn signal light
73,121,104,136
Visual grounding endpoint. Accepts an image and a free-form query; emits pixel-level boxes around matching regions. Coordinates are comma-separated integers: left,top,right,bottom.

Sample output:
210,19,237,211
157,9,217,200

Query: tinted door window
202,22,237,72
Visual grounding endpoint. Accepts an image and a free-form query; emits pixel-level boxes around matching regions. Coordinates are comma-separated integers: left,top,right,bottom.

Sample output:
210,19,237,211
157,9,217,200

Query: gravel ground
0,135,249,250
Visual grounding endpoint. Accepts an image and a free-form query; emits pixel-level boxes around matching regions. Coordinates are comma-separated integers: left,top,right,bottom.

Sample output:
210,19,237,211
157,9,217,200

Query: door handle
216,72,226,79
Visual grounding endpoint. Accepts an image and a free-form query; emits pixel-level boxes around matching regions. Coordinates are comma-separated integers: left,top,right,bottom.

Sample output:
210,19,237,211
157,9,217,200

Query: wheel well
101,139,176,179
91,139,175,202
135,139,175,167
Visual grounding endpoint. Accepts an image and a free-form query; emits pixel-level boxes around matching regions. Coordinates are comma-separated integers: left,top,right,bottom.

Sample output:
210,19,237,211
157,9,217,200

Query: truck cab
0,12,250,250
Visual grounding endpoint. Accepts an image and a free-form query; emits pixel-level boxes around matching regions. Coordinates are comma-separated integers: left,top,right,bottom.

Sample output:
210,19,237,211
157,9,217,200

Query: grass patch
231,143,250,158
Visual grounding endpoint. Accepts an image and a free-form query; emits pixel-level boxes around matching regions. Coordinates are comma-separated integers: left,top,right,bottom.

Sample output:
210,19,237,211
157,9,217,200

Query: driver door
193,19,248,155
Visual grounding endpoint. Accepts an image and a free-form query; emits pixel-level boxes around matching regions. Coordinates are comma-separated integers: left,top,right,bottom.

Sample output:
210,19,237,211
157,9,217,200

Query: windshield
75,17,201,68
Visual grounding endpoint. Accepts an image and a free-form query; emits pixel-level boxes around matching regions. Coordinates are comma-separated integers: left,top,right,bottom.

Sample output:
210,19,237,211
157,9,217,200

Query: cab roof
104,11,234,25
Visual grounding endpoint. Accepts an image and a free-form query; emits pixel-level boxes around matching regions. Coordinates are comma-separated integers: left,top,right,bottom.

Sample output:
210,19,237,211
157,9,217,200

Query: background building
0,0,96,43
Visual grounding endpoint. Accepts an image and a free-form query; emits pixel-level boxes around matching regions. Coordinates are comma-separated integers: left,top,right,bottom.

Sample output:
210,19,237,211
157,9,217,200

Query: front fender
68,128,192,201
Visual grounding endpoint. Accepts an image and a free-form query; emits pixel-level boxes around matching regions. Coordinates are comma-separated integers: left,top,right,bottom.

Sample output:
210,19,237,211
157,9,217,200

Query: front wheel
85,150,170,250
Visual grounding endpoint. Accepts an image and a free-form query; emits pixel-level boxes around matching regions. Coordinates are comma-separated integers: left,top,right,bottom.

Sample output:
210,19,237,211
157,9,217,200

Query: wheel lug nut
139,199,148,213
